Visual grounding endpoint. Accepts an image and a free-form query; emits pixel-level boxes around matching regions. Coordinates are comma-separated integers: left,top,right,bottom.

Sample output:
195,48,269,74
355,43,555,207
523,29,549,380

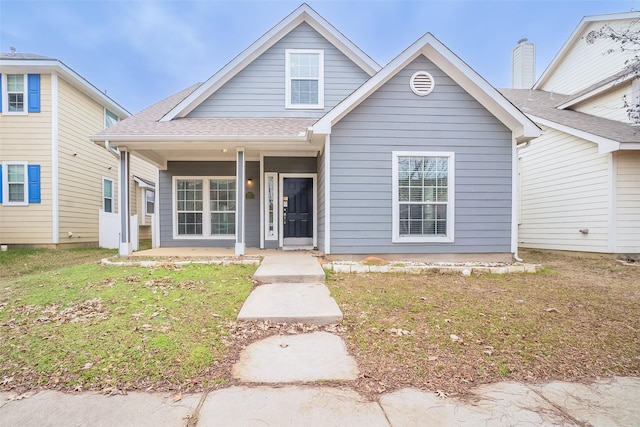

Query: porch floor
129,247,312,258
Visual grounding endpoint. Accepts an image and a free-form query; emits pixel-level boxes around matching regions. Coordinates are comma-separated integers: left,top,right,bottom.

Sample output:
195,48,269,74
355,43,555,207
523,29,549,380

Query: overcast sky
1,0,636,114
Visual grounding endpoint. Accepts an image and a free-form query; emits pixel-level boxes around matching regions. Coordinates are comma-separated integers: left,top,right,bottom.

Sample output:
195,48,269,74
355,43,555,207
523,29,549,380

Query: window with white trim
210,179,236,235
5,74,27,113
285,49,324,109
392,152,455,243
103,178,114,213
105,109,119,128
174,177,236,238
3,162,28,204
264,173,278,240
145,189,155,215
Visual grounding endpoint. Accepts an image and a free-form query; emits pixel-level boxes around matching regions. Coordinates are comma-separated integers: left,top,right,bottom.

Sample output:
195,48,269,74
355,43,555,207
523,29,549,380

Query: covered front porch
94,118,327,257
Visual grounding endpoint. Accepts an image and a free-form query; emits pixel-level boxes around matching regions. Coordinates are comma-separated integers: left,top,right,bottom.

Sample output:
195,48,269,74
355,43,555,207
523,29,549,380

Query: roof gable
0,54,130,118
161,3,380,122
314,33,539,143
534,11,640,93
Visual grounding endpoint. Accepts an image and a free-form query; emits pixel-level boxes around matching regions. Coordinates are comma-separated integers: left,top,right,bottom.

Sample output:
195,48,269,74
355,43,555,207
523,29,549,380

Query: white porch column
235,148,246,255
119,150,132,256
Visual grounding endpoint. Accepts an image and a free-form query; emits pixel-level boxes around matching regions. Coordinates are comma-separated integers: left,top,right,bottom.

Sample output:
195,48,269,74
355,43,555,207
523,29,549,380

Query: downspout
513,140,531,262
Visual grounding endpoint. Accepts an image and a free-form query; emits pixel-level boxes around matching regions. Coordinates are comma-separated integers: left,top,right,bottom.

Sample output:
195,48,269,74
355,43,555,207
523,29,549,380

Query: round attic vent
410,71,435,96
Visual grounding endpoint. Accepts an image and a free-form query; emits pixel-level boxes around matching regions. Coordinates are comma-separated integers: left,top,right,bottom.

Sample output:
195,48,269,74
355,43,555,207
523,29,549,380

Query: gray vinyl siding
159,161,260,248
187,22,371,119
329,55,513,254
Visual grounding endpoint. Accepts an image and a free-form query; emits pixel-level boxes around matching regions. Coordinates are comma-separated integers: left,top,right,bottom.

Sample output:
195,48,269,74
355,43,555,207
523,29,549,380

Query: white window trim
2,74,28,116
2,161,28,206
102,177,114,213
144,189,155,216
171,176,237,240
285,49,324,109
105,108,119,129
391,151,455,243
264,172,278,241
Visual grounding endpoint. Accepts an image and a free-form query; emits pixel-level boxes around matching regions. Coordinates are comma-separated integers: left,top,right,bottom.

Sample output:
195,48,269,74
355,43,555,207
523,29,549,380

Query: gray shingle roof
95,84,315,139
500,89,640,143
0,52,55,60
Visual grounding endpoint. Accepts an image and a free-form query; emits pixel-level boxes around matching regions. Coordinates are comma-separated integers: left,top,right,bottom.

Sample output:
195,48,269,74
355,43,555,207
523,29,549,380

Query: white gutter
104,140,121,159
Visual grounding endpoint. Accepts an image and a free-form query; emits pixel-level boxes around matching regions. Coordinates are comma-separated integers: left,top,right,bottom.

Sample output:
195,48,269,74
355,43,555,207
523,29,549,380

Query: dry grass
326,249,640,397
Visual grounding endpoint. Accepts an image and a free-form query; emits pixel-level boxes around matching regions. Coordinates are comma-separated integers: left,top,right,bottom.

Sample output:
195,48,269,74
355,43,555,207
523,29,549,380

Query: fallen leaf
544,307,558,313
81,362,93,370
435,390,448,399
173,392,182,402
450,334,462,343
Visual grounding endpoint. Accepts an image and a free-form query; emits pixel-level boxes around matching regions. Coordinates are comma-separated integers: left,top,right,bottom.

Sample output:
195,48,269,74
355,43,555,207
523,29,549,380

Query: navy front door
283,178,313,239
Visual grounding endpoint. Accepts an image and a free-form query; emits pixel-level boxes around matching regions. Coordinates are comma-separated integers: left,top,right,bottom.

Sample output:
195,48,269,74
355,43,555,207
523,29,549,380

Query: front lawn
0,247,117,279
0,259,255,393
327,249,640,396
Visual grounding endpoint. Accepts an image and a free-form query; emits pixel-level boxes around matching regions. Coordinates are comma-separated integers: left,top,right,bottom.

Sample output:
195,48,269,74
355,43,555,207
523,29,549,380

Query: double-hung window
4,162,28,205
103,178,114,213
145,190,155,215
392,152,455,243
6,74,27,113
285,49,324,109
174,177,236,238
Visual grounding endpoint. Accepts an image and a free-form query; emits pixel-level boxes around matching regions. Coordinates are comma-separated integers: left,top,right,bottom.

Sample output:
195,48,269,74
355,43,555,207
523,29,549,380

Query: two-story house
502,12,640,257
93,4,539,259
0,53,157,249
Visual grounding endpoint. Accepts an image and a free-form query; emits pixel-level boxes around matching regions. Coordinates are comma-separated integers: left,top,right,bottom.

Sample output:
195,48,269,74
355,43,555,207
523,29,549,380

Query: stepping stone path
234,254,357,383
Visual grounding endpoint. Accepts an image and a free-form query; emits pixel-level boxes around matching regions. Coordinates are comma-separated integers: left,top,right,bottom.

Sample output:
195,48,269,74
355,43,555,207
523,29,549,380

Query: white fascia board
557,72,634,109
619,142,640,150
89,134,309,143
534,11,640,90
161,4,379,122
315,33,540,141
0,59,130,118
528,114,621,153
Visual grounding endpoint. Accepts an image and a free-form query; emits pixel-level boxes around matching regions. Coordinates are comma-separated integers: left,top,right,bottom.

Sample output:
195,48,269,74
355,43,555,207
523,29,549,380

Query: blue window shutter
0,164,3,202
0,74,3,112
28,74,41,113
28,164,41,203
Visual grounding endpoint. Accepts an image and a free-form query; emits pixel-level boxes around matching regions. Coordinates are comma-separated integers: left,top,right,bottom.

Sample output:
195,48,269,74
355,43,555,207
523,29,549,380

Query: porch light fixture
247,178,253,186
221,148,228,153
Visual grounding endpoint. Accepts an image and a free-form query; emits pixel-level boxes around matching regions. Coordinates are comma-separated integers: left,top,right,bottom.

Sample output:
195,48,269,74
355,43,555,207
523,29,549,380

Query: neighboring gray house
92,4,539,259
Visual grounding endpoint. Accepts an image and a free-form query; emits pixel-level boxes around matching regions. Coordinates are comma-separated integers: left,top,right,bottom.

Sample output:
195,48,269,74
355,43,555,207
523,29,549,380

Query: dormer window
285,49,324,109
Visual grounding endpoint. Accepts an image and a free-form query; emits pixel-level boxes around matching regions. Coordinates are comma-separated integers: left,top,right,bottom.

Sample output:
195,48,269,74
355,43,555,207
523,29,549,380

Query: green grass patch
0,261,255,392
0,247,116,280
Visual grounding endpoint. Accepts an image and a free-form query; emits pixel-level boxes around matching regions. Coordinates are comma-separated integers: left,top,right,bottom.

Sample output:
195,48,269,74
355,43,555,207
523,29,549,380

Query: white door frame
279,173,317,248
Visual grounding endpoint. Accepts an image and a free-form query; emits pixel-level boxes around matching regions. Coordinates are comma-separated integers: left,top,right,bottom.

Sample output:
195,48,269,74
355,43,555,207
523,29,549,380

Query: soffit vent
410,71,435,96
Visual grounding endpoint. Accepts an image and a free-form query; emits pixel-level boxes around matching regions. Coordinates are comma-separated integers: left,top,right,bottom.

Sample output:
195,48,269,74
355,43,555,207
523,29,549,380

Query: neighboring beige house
502,12,640,256
0,52,157,249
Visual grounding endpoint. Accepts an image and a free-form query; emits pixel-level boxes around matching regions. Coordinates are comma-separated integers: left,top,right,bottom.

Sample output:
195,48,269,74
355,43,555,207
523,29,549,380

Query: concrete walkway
2,377,639,426
237,254,342,325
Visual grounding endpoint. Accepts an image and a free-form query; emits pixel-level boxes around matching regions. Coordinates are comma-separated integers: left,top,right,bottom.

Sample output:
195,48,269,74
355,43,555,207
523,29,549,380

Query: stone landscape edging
324,261,540,275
